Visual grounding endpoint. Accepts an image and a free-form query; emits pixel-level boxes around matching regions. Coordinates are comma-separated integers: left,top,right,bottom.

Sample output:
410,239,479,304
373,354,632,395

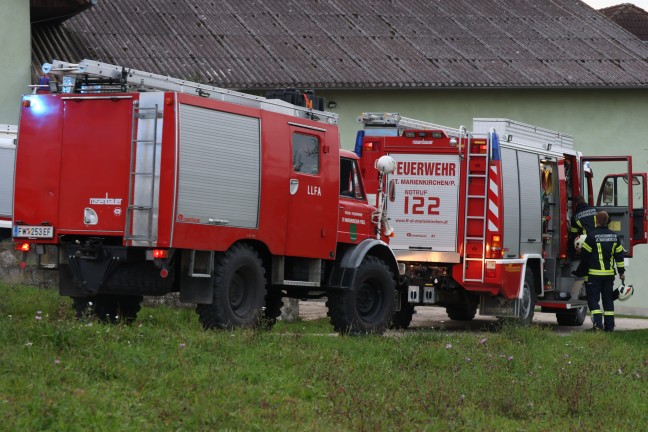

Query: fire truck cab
357,113,646,327
12,60,398,335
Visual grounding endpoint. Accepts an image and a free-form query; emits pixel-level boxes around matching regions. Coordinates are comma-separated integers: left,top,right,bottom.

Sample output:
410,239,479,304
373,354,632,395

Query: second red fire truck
356,113,646,327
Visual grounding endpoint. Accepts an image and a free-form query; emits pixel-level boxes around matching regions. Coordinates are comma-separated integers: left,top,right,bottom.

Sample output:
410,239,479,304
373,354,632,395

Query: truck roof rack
42,59,338,125
357,112,462,137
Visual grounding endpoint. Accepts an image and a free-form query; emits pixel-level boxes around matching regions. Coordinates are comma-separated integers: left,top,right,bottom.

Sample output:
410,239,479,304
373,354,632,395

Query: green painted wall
0,0,30,125
318,88,648,315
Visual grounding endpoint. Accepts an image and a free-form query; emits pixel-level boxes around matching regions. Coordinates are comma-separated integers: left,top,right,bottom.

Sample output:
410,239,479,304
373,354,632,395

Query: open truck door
582,156,648,257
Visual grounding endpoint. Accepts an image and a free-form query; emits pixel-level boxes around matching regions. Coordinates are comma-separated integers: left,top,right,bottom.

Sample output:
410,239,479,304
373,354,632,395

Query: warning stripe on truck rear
488,164,500,232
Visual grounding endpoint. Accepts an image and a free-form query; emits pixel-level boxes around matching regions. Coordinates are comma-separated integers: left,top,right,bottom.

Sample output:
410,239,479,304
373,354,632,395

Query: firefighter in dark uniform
576,211,625,332
570,195,597,237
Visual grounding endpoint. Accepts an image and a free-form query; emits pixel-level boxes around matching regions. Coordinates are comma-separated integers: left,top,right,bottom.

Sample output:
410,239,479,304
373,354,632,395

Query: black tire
71,297,93,319
115,295,143,324
556,307,587,326
517,268,536,326
196,244,267,330
446,303,477,321
93,294,120,323
92,294,142,323
326,256,396,335
556,282,587,326
390,288,415,329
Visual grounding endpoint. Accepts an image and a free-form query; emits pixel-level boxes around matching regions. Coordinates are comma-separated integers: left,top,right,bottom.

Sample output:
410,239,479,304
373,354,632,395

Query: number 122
404,196,440,215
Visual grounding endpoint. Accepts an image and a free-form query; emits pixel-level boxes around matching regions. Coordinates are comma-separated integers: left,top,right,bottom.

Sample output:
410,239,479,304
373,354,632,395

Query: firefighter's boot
603,312,615,332
590,310,604,330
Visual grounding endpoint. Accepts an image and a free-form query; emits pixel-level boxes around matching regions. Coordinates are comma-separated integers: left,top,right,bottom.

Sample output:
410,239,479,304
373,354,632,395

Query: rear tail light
15,242,30,252
488,235,503,259
152,249,168,259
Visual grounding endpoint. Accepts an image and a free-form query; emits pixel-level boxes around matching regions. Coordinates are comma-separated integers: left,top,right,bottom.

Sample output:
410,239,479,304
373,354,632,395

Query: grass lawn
0,283,646,431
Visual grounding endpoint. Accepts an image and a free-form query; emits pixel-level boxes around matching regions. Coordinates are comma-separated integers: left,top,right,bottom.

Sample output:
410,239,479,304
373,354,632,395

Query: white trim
489,178,498,196
488,199,498,217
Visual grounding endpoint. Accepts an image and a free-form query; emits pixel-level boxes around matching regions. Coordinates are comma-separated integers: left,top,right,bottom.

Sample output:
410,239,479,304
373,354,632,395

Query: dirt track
299,300,648,334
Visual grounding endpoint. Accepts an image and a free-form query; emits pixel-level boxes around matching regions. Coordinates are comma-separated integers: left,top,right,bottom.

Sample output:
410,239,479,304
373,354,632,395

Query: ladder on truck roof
42,59,338,125
357,112,462,137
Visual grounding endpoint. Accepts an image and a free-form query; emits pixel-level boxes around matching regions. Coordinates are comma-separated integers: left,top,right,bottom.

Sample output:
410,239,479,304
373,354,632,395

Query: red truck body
357,113,647,327
13,60,398,334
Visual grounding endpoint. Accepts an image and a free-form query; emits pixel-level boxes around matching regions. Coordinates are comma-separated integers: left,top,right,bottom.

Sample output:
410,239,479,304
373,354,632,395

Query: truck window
292,133,320,175
340,157,365,200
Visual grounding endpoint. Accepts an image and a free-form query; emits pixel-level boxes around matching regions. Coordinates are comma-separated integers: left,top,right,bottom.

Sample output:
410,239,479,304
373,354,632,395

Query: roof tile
30,0,648,88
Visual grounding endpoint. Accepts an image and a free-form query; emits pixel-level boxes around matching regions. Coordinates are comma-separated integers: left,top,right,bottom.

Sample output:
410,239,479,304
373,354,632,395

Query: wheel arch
340,239,399,277
524,256,542,297
327,239,398,290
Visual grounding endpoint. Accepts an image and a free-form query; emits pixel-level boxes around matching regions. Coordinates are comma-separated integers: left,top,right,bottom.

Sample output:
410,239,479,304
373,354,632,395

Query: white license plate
13,225,54,239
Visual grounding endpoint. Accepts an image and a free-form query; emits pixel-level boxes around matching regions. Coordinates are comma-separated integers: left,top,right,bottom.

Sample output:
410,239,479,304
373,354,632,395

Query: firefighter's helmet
574,234,587,252
616,284,634,302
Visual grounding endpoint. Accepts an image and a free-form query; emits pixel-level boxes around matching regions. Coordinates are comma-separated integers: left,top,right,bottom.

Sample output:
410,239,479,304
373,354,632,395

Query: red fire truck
12,60,399,334
356,113,647,327
0,124,16,237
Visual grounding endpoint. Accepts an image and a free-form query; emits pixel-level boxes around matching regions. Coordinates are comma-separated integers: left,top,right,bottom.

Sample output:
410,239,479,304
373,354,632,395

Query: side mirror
622,175,641,186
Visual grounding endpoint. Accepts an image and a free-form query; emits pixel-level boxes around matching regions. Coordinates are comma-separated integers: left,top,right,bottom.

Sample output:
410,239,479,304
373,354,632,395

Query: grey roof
31,0,648,89
600,3,648,41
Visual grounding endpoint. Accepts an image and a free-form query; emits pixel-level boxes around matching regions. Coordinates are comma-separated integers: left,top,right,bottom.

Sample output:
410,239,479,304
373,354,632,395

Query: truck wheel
326,256,396,335
196,244,267,330
93,294,119,323
92,294,142,323
446,304,477,321
517,268,536,326
390,288,414,329
71,297,93,319
115,295,143,324
556,306,587,326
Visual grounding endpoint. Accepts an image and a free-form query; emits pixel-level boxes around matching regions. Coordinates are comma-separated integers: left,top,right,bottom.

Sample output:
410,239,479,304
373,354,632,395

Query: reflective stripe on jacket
580,227,625,277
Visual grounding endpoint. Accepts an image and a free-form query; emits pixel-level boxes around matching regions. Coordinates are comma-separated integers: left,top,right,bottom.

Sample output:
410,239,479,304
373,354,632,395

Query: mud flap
480,295,520,317
179,274,213,303
60,244,126,296
179,249,214,303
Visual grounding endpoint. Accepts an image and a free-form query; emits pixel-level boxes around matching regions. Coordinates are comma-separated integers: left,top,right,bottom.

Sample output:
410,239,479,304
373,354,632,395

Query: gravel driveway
299,300,648,333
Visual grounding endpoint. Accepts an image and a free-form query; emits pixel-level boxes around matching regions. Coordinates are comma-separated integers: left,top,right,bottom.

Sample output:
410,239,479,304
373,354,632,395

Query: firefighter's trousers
585,276,615,331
